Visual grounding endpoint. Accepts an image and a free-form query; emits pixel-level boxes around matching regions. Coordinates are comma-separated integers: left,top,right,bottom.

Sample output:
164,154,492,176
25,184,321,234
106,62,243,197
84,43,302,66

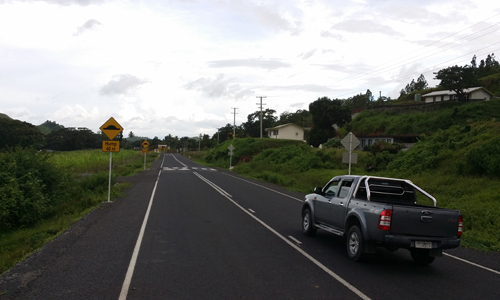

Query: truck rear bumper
384,234,461,249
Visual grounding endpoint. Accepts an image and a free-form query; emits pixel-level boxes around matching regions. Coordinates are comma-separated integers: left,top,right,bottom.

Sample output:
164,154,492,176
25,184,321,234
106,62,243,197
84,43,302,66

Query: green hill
37,120,64,134
0,113,12,120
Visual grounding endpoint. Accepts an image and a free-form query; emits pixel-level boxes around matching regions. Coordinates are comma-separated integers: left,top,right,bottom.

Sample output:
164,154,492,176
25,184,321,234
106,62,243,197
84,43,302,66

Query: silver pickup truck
301,175,463,265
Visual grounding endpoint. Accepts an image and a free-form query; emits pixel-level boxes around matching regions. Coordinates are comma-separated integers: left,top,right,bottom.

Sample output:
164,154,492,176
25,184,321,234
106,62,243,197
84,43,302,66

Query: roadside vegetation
0,148,159,274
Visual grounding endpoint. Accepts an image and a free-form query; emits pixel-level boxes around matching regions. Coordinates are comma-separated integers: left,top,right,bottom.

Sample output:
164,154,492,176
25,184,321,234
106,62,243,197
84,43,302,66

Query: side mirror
314,187,323,195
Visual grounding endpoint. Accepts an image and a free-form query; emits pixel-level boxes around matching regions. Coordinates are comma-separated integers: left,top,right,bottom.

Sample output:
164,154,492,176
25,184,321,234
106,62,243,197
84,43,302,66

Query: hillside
0,113,12,120
350,99,500,135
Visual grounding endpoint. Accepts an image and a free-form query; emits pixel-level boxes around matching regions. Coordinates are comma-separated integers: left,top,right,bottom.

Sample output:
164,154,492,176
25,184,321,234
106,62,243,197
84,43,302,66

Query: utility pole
231,107,238,140
198,133,201,151
256,96,266,138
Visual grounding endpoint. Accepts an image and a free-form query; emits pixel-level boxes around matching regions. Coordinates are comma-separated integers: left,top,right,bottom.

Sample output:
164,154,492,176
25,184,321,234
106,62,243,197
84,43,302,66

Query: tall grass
48,149,141,175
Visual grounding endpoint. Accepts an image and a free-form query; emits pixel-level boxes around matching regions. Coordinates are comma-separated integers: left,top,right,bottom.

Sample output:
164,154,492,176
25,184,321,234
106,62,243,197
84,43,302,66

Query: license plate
415,241,432,249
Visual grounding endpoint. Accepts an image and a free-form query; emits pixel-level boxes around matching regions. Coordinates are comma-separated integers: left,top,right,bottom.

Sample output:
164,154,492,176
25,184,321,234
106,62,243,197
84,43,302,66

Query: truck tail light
457,215,463,237
378,209,392,231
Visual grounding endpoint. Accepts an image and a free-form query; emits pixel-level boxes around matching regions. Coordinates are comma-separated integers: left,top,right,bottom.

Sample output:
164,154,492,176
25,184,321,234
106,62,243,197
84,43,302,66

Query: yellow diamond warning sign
142,140,150,148
100,117,123,140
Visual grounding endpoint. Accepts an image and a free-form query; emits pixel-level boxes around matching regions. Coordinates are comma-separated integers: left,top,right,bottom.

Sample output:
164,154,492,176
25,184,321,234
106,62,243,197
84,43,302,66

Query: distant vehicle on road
302,175,462,265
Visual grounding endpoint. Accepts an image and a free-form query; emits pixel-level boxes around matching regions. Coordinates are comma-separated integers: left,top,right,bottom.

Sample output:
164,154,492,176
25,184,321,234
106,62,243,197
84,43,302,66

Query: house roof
266,123,304,130
422,87,492,97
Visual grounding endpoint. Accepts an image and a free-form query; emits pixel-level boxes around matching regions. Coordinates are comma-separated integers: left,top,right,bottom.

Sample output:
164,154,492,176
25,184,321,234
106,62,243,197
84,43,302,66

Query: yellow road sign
142,140,150,148
142,147,149,153
102,141,120,152
100,117,123,140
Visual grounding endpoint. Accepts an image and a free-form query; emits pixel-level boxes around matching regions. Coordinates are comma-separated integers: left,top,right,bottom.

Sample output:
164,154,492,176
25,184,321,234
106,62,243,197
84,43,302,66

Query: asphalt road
1,153,499,300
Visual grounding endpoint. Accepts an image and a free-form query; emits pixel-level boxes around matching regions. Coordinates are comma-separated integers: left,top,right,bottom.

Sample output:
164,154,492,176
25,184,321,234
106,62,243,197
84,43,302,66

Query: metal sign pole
108,152,112,202
348,132,352,175
144,152,146,170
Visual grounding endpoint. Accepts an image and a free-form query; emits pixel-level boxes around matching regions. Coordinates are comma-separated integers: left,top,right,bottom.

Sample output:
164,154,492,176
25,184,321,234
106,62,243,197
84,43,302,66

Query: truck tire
410,249,435,266
302,208,316,236
346,225,364,261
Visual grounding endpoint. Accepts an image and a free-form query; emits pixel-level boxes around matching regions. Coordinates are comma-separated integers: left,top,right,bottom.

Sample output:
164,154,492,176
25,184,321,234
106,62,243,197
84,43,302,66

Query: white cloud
99,74,150,96
73,19,102,36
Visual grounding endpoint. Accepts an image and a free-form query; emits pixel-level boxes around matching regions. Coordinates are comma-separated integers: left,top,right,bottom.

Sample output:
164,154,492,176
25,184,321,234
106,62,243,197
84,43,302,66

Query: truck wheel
302,208,316,236
346,225,364,261
410,249,435,266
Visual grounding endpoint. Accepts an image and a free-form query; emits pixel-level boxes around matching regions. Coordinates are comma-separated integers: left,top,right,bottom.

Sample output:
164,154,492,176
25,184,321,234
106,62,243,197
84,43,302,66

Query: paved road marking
194,172,232,198
248,208,256,213
163,167,216,171
171,154,188,167
288,236,302,245
195,172,371,300
444,252,500,275
119,169,162,300
222,172,303,202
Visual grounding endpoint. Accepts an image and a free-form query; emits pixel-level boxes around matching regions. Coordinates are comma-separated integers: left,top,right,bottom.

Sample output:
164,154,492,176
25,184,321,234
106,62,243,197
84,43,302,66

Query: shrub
0,148,73,229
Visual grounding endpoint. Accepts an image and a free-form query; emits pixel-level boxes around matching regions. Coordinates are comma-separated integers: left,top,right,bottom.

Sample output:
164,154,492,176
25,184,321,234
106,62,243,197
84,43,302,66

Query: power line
329,13,500,97
330,13,500,88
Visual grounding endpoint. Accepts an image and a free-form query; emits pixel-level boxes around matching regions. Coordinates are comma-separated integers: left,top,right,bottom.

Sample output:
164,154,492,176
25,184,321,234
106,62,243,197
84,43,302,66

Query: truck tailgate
391,206,460,237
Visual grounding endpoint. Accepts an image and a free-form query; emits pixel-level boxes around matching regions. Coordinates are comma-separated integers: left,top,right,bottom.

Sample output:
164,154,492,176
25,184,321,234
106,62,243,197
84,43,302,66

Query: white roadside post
228,144,235,171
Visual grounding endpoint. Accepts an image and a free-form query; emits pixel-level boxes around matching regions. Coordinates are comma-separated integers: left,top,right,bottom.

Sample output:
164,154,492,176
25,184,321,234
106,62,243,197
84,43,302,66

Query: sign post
228,144,235,171
100,117,123,202
341,132,360,175
142,140,150,170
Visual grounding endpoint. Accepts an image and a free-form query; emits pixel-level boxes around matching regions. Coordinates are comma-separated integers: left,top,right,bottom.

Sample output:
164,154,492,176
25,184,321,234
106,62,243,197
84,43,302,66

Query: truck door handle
421,216,433,223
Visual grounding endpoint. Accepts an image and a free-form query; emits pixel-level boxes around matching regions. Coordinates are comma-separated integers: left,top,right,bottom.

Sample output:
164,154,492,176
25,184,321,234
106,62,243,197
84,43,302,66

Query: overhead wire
328,12,500,98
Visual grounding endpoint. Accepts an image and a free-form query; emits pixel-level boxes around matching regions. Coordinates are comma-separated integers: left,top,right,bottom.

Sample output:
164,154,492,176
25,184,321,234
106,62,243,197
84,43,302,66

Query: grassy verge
0,150,159,275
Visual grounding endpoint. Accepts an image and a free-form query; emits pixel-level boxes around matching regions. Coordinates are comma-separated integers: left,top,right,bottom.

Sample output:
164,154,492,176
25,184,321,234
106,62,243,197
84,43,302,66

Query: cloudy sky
1,0,499,138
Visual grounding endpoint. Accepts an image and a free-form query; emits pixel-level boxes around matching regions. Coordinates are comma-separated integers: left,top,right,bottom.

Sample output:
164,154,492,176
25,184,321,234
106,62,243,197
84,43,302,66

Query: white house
421,87,493,103
267,123,306,141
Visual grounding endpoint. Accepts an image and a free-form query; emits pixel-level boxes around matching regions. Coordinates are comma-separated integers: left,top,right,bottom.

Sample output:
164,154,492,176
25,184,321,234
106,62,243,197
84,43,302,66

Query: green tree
45,128,100,151
242,109,277,138
308,97,351,147
0,118,45,150
434,65,479,100
276,109,313,127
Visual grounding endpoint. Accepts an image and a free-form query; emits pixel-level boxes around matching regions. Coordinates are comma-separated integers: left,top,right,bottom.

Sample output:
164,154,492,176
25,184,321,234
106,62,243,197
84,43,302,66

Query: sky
1,0,499,139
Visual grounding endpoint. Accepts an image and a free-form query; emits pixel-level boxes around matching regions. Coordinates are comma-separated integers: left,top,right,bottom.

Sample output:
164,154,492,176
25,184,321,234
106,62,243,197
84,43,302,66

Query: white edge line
248,209,256,213
222,172,303,202
195,173,370,300
444,252,500,275
119,169,161,300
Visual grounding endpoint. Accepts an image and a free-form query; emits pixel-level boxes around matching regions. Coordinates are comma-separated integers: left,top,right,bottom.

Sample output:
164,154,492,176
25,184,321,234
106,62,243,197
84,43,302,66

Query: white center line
288,236,302,245
222,172,303,202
